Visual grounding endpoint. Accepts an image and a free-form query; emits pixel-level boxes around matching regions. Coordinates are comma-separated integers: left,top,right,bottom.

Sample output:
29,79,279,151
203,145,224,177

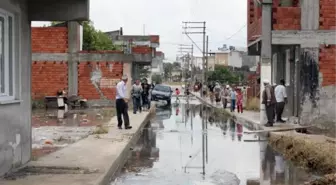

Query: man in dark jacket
262,79,277,127
141,79,151,110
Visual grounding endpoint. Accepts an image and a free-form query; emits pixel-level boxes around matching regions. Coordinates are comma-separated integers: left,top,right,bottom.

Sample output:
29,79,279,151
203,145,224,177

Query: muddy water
113,98,316,185
31,108,116,158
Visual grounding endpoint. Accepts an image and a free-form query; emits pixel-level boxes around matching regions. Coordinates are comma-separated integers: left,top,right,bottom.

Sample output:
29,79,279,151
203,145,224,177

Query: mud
269,131,336,175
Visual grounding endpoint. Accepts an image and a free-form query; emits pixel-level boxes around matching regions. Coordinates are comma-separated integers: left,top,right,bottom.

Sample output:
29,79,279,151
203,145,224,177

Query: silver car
151,84,173,105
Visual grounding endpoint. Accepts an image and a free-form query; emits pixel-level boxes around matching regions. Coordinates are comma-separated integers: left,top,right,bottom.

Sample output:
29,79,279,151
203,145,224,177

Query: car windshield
154,85,171,92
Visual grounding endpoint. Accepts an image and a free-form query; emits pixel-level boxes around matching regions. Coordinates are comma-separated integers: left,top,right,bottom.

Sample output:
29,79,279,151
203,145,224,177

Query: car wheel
167,99,171,105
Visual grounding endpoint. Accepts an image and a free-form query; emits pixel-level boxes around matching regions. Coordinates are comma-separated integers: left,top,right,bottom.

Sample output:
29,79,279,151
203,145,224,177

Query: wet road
113,97,316,185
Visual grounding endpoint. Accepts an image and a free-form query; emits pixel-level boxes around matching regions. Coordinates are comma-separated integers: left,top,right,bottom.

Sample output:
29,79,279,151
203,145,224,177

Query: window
0,9,15,101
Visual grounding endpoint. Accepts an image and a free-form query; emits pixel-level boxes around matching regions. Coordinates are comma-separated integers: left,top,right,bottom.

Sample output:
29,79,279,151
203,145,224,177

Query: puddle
112,98,317,185
31,108,116,158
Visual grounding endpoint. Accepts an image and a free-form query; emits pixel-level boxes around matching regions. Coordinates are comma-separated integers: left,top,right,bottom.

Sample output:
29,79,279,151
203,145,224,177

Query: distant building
152,51,164,76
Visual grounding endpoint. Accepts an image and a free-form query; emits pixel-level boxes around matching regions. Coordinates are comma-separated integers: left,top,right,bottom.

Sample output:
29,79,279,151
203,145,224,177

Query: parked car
151,84,173,105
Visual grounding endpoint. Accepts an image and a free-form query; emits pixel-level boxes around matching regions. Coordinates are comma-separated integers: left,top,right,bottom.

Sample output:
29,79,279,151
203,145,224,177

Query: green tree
207,65,240,84
151,74,163,84
50,21,117,51
163,62,173,80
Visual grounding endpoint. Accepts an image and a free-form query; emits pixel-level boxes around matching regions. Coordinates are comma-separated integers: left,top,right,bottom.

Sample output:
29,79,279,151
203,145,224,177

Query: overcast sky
32,0,247,62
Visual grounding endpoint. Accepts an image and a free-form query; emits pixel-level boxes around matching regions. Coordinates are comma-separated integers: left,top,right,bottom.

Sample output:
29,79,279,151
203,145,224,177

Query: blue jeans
231,99,236,112
133,97,141,113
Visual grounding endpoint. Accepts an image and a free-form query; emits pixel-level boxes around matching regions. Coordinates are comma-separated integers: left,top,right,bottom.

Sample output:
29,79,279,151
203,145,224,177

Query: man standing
116,75,132,129
262,79,277,127
141,79,151,110
274,79,287,122
131,79,143,114
230,88,237,112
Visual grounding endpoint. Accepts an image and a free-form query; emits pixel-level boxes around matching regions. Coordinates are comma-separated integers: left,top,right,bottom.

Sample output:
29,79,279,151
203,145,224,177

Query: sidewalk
190,92,306,132
0,110,153,185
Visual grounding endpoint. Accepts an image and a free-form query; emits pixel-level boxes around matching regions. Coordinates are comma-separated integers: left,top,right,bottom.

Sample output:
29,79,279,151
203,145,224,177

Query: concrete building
151,51,164,76
0,0,89,176
247,0,336,136
228,50,243,68
193,56,215,71
106,32,160,83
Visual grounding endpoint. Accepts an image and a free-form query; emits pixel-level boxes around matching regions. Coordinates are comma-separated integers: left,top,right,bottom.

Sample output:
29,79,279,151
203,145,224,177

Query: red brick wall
247,0,262,43
273,7,301,30
78,62,123,100
132,46,153,54
319,45,336,87
32,61,68,99
31,27,68,53
319,0,336,30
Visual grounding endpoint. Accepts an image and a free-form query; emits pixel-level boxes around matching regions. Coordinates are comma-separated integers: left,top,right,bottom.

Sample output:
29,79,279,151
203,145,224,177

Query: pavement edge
95,105,155,185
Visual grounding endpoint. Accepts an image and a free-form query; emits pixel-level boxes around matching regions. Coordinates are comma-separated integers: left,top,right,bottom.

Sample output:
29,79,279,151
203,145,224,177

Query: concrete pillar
298,1,320,124
123,62,133,99
67,21,80,96
260,0,273,125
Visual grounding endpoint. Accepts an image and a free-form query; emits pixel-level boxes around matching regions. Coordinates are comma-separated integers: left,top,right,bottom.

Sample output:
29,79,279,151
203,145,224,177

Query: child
237,89,243,113
175,88,180,101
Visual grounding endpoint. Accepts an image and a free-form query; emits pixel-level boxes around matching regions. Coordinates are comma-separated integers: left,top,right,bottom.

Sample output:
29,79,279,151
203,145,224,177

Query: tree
163,62,173,80
138,65,151,80
50,21,117,51
151,74,163,84
207,65,240,84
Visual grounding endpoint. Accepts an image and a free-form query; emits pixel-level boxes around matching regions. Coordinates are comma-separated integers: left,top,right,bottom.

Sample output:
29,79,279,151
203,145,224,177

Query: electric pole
205,35,209,85
177,44,193,86
182,21,206,97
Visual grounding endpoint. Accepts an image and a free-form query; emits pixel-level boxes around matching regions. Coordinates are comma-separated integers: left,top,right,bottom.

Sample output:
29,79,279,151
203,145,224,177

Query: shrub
245,97,260,111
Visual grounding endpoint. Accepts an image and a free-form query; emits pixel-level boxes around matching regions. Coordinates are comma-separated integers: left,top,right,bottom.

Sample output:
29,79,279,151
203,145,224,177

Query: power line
224,23,247,41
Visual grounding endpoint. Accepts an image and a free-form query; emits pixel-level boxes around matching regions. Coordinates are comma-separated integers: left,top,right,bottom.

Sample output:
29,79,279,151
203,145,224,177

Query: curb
94,106,155,185
191,92,263,131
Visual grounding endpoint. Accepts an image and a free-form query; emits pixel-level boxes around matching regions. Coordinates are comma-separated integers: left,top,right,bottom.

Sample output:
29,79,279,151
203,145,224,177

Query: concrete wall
207,56,215,71
0,0,89,177
0,0,31,177
214,53,229,66
228,51,243,68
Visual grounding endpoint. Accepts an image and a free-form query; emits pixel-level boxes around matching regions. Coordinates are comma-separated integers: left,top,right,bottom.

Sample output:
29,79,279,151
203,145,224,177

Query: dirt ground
269,131,336,175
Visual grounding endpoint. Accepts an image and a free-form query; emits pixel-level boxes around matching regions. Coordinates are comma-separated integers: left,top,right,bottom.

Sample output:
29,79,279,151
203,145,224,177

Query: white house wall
0,0,31,176
228,51,243,68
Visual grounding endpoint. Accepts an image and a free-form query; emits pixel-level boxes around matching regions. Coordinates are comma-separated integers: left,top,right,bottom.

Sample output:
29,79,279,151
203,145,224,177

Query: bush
245,97,260,111
151,74,163,84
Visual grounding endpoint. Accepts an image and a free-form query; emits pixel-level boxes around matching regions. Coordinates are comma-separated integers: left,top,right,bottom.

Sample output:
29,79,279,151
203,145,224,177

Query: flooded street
31,108,116,159
113,97,316,185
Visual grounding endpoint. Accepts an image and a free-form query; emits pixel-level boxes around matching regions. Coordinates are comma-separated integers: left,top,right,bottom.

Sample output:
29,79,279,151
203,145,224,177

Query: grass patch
245,97,260,111
32,99,45,109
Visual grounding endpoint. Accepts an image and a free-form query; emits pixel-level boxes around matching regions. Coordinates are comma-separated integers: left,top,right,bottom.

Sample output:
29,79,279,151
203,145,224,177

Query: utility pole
182,21,206,97
178,44,193,88
182,21,206,175
205,35,209,85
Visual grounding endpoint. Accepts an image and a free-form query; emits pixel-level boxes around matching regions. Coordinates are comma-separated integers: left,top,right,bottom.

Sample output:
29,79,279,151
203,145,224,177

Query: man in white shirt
116,75,132,129
274,79,287,123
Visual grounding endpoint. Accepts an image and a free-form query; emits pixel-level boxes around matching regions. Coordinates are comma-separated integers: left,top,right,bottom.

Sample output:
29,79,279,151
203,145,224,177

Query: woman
237,89,243,113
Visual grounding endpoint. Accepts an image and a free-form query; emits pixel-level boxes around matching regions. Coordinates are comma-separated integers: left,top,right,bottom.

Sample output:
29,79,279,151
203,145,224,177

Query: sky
32,0,247,62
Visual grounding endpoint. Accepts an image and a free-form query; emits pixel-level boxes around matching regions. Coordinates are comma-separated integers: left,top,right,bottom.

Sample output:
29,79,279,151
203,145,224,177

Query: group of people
115,75,155,130
205,82,244,113
262,79,287,127
130,78,156,114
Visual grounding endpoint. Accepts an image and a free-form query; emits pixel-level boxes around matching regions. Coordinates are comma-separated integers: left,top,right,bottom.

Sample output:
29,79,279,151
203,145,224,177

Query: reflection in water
114,98,315,185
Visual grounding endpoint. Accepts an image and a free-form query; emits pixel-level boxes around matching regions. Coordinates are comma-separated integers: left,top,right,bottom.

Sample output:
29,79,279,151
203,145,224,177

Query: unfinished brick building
247,0,336,136
31,22,159,104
